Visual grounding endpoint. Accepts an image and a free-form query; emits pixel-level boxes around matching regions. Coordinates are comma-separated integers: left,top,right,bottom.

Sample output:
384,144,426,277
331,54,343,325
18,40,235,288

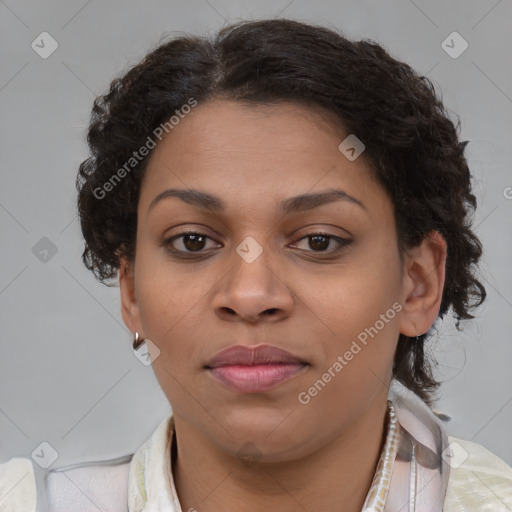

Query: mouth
205,344,309,393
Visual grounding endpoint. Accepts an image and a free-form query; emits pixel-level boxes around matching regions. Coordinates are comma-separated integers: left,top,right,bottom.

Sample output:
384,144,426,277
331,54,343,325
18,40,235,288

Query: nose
212,249,294,324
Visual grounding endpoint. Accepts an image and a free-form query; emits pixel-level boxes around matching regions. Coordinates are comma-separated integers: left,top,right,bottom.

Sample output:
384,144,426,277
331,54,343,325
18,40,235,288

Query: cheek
317,288,400,379
315,262,401,336
296,288,400,432
306,244,402,379
135,266,206,407
133,250,198,355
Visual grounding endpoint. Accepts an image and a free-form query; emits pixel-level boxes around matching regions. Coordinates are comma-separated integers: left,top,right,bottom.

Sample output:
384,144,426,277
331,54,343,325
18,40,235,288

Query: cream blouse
1,381,511,511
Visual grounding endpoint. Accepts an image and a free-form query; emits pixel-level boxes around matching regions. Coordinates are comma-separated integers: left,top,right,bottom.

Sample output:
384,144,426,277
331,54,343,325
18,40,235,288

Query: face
119,99,444,462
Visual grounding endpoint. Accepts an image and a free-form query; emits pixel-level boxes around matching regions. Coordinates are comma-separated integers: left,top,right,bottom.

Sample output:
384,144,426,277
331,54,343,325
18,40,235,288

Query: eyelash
161,229,352,257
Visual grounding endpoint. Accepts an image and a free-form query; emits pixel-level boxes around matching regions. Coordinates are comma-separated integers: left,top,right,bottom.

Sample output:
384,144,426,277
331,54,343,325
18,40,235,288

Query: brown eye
291,232,351,253
181,233,207,251
163,231,221,254
308,234,331,251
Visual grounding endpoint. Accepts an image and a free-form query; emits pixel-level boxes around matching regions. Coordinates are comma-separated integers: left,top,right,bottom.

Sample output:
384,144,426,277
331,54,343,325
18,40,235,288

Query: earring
133,331,145,351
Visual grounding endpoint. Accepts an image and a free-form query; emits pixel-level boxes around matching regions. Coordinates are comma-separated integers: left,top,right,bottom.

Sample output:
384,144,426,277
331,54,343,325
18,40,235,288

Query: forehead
139,99,389,219
148,99,349,161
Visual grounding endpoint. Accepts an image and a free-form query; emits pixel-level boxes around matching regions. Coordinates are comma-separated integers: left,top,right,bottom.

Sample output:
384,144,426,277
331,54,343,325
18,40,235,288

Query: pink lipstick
205,344,308,393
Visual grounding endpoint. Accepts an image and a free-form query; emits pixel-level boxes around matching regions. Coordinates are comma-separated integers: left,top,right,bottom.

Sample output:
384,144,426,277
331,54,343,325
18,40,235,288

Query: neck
172,395,390,512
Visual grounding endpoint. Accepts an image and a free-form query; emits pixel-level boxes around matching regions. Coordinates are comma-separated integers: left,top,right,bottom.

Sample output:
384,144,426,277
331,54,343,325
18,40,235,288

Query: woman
1,18,511,512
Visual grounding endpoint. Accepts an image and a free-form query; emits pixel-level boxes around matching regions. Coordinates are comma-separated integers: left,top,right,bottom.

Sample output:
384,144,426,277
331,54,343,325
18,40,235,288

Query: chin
211,409,307,457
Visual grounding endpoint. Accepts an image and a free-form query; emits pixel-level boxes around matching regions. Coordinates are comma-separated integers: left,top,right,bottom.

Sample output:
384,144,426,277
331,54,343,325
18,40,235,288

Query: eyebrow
148,187,366,215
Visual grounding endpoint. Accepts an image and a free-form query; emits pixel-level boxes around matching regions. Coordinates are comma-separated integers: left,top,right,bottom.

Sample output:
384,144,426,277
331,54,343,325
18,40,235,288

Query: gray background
1,0,511,470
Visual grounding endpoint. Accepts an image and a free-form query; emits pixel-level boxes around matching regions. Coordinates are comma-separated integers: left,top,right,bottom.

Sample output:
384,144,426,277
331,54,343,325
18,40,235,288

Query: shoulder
0,416,173,512
0,457,36,511
444,435,512,511
0,455,131,512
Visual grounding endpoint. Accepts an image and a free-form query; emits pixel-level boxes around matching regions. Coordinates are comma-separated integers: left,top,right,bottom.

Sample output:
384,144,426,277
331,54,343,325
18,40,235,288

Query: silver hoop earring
133,331,145,351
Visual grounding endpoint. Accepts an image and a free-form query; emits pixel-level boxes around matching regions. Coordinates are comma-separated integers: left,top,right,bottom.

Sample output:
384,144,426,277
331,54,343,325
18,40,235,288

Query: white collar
128,414,181,512
127,381,450,512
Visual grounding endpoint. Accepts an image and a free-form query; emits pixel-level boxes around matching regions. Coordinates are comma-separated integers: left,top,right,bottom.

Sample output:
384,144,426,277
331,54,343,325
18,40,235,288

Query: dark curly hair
76,18,486,405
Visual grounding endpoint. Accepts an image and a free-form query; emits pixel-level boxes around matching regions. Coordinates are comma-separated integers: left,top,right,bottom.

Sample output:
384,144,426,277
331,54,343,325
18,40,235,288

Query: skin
119,99,447,512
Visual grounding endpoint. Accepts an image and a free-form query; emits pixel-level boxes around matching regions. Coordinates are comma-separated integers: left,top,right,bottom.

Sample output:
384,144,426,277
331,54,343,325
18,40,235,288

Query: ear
399,231,447,337
118,256,142,335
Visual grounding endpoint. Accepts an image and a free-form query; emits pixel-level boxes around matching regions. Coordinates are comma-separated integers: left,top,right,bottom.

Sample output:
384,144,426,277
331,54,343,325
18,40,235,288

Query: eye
162,230,221,254
290,232,351,253
161,230,351,258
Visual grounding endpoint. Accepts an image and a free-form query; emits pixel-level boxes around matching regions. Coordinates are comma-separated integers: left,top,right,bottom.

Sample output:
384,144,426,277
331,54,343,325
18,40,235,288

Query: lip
205,344,308,393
